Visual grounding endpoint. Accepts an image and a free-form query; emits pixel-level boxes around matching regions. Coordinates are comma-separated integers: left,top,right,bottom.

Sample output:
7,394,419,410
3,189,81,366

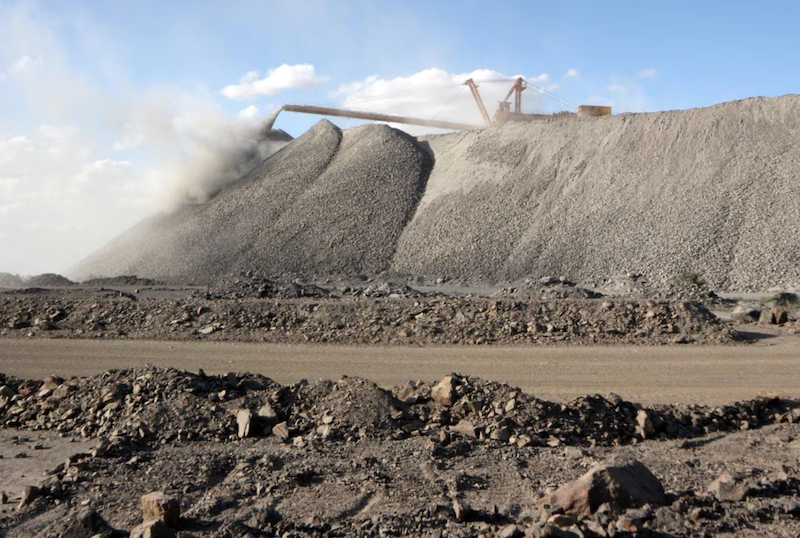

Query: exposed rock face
542,458,666,516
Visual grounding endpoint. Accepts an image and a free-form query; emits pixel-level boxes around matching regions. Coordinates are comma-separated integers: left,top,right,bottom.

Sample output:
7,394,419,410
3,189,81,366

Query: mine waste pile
73,95,800,292
2,367,800,537
0,274,743,344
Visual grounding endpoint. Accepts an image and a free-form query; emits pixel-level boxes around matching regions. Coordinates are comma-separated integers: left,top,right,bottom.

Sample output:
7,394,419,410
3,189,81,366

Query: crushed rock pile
0,273,24,289
81,275,160,287
1,368,798,452
395,95,800,291
72,120,431,283
197,272,331,300
0,289,737,344
3,368,800,537
70,95,800,292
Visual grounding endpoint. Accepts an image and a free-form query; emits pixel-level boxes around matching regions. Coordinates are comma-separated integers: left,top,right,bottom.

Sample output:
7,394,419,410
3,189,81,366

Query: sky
2,0,800,276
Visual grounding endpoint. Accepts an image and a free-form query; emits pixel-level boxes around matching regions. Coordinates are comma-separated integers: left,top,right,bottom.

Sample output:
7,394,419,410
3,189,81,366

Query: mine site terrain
3,96,800,537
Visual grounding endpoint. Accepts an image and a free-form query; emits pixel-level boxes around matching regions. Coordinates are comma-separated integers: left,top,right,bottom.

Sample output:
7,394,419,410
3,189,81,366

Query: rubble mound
3,368,800,537
71,120,432,283
0,286,738,344
26,273,75,287
2,368,796,451
80,275,160,287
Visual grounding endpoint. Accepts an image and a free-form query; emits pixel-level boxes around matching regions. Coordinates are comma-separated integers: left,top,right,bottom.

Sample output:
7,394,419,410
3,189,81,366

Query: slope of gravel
72,121,431,282
235,122,431,276
394,95,800,291
70,121,338,282
72,95,800,291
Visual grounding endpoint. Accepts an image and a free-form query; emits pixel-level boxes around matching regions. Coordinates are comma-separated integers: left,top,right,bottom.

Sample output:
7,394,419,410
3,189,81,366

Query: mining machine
464,77,611,126
277,77,611,131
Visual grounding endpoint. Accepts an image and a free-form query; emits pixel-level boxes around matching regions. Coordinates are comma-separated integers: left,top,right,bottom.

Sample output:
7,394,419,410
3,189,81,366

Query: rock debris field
0,275,744,345
4,95,800,537
2,366,800,537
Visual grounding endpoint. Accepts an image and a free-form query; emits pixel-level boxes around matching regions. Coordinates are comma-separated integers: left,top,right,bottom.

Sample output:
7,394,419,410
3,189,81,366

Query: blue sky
2,0,800,275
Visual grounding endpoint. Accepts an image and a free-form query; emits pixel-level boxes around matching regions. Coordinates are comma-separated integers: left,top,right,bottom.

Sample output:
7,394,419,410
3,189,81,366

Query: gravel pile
71,95,800,292
394,95,800,291
72,120,431,282
0,273,23,289
26,274,75,287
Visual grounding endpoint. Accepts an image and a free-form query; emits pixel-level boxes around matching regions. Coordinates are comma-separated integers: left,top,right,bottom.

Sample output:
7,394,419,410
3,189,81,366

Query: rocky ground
0,274,766,346
1,367,799,537
2,277,799,536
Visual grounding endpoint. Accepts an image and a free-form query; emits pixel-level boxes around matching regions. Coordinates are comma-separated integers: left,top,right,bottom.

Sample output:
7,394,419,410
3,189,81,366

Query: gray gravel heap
394,95,800,291
72,120,431,282
74,95,800,291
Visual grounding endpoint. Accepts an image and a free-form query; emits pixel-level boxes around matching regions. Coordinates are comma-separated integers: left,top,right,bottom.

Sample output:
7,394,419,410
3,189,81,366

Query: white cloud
608,84,627,94
331,68,559,135
237,104,260,120
221,63,329,100
10,54,43,74
0,125,149,275
638,67,657,79
565,68,579,79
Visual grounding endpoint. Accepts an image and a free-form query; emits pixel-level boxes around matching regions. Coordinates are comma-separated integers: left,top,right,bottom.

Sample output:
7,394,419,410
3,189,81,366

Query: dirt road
1,336,799,405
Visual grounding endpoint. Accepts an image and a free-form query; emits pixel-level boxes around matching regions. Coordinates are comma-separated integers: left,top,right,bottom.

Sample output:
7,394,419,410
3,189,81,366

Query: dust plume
117,96,290,211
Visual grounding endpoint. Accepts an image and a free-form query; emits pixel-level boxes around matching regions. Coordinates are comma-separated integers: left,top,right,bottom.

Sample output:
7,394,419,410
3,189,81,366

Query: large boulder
541,458,666,516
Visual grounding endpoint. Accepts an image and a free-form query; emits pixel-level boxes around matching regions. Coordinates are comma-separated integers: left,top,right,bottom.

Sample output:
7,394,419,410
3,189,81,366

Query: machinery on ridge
278,77,611,131
464,77,611,126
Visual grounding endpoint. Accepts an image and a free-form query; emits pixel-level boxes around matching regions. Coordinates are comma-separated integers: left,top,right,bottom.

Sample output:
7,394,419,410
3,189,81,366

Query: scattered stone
542,458,666,516
18,485,41,509
257,402,279,424
272,421,290,440
498,523,523,538
539,523,583,537
450,419,477,438
141,491,180,527
58,509,125,538
0,385,14,409
236,409,252,438
731,305,760,323
431,376,458,406
615,507,650,532
452,498,470,522
708,470,750,502
636,409,655,439
129,519,176,538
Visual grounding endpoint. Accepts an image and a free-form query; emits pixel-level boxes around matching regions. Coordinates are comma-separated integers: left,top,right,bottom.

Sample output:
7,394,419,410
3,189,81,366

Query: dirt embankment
0,284,736,345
